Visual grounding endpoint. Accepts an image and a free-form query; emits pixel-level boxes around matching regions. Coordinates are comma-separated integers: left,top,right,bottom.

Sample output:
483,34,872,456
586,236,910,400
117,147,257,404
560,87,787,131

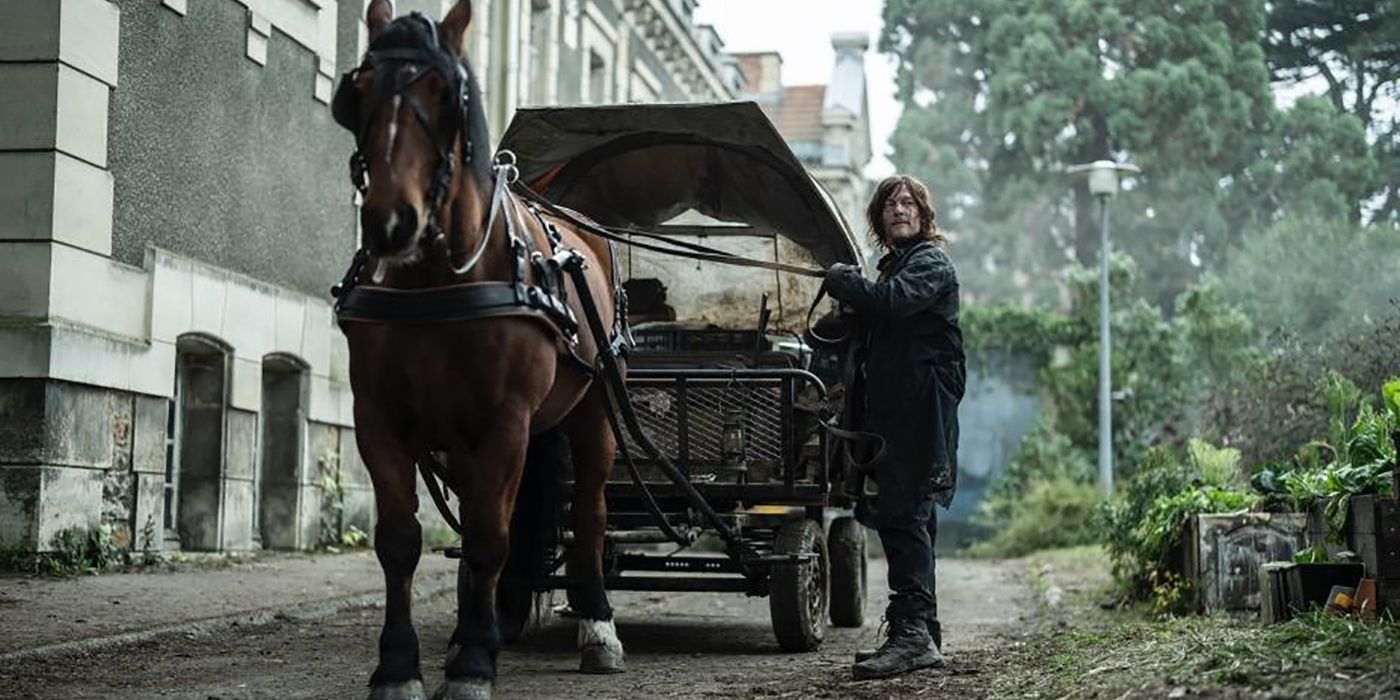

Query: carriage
487,102,872,651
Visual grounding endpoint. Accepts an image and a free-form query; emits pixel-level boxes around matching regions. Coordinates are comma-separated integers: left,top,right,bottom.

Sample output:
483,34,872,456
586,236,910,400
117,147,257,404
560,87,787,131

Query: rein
512,182,829,279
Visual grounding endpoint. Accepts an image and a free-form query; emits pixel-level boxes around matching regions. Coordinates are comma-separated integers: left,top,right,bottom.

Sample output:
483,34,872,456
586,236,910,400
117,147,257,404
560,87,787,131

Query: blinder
330,11,475,195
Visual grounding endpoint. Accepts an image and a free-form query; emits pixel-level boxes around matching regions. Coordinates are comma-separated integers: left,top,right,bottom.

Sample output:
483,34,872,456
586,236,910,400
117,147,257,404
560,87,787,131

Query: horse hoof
431,678,492,700
579,644,626,674
578,619,625,674
367,679,427,700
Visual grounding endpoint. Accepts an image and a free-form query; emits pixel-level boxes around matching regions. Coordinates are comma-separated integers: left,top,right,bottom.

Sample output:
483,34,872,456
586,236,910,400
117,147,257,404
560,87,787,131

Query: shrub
966,475,1104,558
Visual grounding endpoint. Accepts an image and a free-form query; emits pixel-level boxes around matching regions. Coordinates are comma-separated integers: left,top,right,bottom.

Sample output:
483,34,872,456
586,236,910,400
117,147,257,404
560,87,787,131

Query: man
824,175,965,681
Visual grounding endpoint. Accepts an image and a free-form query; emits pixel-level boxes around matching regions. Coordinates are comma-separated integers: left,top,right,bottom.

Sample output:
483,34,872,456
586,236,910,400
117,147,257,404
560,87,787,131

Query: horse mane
459,58,491,188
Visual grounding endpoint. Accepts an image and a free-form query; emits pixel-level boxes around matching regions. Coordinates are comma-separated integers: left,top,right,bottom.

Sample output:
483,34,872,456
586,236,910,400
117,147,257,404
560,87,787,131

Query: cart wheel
827,516,867,627
769,519,829,652
497,574,534,644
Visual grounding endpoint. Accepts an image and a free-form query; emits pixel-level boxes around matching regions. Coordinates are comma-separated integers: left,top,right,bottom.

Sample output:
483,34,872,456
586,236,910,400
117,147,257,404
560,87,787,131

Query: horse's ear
440,0,472,55
366,0,394,41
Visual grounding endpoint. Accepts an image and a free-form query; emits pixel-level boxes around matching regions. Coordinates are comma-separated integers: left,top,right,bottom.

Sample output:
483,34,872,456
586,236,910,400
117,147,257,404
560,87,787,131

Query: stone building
736,34,876,264
0,0,739,554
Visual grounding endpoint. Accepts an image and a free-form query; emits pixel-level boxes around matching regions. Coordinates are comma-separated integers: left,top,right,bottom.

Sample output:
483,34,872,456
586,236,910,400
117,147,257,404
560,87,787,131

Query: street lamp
1066,160,1140,494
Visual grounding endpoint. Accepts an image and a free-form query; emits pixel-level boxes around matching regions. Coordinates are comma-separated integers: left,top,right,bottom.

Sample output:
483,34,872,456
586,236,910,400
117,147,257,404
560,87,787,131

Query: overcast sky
693,0,900,178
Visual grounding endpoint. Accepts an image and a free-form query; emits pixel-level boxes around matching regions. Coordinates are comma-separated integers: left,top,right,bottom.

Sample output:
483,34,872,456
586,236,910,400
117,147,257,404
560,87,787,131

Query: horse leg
438,418,529,700
360,436,426,700
564,390,625,674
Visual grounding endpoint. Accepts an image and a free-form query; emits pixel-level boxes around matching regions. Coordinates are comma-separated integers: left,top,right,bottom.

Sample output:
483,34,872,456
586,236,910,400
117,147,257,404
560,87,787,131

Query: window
526,0,556,105
589,49,608,104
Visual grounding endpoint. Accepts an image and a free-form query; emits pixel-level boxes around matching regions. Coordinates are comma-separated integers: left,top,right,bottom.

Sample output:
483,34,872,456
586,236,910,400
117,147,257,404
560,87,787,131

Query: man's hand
826,263,861,281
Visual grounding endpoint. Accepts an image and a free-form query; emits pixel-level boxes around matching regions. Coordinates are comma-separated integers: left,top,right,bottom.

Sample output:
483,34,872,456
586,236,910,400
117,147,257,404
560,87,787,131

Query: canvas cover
497,102,860,267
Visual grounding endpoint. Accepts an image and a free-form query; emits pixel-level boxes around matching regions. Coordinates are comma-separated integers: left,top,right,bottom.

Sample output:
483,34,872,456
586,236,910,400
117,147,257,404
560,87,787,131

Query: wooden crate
1189,512,1308,613
1347,494,1400,615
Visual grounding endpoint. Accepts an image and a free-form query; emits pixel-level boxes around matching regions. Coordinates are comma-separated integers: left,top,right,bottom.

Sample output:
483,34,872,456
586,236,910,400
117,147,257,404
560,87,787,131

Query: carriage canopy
497,102,861,268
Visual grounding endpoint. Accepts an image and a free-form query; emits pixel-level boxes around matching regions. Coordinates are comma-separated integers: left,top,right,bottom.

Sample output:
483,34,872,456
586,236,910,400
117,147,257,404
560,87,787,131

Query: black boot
854,619,940,663
851,617,943,680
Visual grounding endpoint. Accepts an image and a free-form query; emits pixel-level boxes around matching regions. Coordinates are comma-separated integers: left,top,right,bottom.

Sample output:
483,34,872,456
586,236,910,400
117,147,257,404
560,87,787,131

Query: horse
329,2,625,698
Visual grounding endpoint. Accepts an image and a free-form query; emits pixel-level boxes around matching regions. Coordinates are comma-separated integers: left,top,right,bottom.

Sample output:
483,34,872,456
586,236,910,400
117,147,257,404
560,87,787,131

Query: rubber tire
827,516,867,628
768,519,829,652
497,574,534,644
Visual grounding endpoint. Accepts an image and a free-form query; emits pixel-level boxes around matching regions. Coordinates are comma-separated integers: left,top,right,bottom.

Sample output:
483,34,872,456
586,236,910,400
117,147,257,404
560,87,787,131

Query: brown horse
330,2,624,698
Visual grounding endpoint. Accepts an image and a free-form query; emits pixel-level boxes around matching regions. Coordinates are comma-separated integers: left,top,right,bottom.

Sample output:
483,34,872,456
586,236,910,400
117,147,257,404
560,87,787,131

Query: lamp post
1066,160,1139,494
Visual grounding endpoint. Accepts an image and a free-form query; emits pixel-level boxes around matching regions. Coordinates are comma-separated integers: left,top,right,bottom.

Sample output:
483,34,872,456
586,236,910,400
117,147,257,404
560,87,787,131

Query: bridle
331,12,481,270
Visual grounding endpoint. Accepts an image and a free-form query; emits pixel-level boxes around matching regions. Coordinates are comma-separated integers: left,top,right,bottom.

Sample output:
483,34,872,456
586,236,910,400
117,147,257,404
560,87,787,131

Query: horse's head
332,0,487,264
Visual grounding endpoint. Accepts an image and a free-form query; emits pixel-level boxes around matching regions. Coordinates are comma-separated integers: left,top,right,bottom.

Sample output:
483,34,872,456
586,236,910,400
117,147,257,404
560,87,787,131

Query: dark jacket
825,241,965,519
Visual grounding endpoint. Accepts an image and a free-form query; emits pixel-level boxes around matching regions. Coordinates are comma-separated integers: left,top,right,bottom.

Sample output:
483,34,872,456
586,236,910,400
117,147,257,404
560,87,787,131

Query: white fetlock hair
577,618,623,654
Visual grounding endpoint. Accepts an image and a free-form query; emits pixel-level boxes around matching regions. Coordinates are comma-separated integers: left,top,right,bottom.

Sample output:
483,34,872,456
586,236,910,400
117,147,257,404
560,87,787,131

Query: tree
881,0,1277,305
1264,0,1400,223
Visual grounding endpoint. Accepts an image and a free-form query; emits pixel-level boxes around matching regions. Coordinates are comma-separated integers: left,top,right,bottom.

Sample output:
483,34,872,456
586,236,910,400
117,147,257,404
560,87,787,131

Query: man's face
881,184,919,243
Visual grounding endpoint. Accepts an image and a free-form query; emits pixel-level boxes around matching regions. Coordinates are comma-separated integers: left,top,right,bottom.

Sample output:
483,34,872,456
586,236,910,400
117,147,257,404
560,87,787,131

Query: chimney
734,52,783,101
831,32,869,56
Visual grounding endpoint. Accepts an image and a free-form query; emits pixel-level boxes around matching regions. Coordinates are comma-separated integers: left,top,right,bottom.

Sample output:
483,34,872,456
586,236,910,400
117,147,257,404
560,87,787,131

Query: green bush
966,476,1104,559
1101,443,1261,610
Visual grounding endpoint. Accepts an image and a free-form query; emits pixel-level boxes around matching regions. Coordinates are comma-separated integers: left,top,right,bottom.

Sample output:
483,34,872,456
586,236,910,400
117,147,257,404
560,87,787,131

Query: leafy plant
966,475,1104,558
1251,380,1399,542
1103,443,1260,606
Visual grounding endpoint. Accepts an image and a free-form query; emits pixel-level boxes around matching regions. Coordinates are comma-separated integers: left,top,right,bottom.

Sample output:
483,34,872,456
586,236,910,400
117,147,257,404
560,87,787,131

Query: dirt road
3,555,1032,700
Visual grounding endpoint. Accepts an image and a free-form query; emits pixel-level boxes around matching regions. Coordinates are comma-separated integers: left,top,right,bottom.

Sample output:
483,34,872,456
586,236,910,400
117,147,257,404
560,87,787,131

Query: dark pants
877,494,941,648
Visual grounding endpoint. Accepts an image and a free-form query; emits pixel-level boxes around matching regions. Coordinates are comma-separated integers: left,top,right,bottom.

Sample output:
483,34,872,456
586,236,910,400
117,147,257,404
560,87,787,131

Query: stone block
223,280,277,360
161,0,188,16
188,270,228,340
0,0,121,87
247,28,269,66
48,244,148,340
298,483,322,549
329,334,350,383
0,466,41,547
0,380,126,470
0,323,53,378
129,340,177,400
0,379,48,465
109,391,133,472
47,323,136,394
229,357,262,413
132,394,170,475
150,255,195,345
50,152,115,255
314,72,333,103
46,379,123,469
273,293,307,358
100,467,134,548
132,471,166,551
53,63,111,167
308,374,337,425
334,379,354,427
224,408,259,479
219,477,255,551
0,64,110,167
300,300,334,376
0,242,53,319
35,465,105,550
306,422,341,482
341,486,376,535
0,64,60,153
338,427,372,487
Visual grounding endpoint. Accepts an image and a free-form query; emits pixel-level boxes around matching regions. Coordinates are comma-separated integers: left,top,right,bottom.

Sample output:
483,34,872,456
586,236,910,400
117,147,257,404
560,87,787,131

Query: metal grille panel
621,379,787,474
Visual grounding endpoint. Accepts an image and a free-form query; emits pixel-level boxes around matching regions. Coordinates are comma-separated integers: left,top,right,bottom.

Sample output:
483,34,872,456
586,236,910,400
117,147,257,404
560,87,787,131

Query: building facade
0,0,740,554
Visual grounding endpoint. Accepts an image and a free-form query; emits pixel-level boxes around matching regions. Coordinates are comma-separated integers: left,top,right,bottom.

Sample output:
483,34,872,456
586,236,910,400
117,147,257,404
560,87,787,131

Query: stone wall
0,379,168,552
